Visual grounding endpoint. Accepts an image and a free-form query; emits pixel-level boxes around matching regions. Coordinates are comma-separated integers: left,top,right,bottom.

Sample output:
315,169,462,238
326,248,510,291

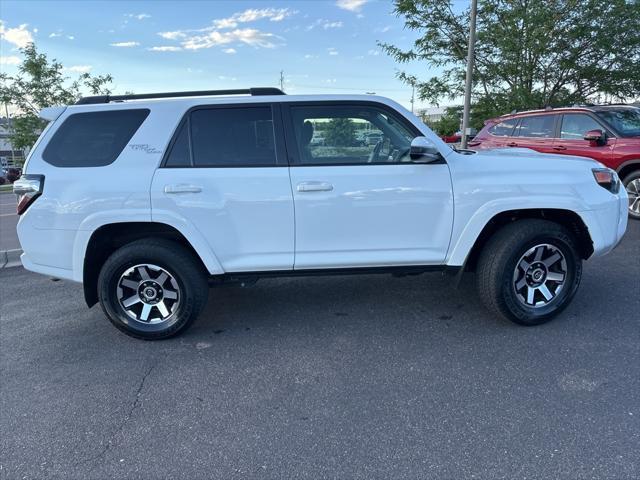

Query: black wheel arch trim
82,222,207,308
617,159,640,177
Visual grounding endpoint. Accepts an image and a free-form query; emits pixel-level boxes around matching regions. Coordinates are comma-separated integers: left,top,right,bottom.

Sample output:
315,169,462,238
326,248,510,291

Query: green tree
0,43,114,151
380,0,640,122
325,118,356,146
430,106,462,136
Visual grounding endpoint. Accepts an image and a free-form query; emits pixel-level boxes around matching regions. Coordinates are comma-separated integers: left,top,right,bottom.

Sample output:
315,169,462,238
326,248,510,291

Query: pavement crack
74,362,156,469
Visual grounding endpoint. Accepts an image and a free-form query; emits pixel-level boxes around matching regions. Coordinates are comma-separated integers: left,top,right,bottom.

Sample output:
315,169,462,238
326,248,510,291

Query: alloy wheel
117,264,180,324
512,244,567,308
626,178,640,216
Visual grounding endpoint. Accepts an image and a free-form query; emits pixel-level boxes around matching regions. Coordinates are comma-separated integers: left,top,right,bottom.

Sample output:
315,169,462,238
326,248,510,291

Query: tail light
592,168,619,193
13,174,44,215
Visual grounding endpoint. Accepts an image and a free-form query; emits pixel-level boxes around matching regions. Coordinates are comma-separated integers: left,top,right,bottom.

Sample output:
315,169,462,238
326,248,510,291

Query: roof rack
75,87,285,105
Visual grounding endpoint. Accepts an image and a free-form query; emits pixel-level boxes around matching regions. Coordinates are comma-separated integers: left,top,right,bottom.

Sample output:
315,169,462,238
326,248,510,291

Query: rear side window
165,106,277,167
165,122,191,167
43,109,149,167
516,115,555,138
488,118,518,136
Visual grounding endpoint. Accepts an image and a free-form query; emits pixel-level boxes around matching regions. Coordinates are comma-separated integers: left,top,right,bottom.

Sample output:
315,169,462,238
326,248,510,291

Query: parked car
471,105,640,219
310,133,325,146
441,129,477,144
364,132,383,145
14,88,627,340
5,167,22,183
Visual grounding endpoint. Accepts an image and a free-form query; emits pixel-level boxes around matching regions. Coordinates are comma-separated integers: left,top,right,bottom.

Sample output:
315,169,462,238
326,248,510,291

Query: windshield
595,108,640,137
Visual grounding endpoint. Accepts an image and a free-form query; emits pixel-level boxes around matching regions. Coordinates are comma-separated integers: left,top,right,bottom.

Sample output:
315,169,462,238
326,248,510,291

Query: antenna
279,70,285,92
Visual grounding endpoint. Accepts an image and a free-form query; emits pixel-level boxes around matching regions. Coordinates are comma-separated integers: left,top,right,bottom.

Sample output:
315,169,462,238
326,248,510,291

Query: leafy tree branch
0,43,114,151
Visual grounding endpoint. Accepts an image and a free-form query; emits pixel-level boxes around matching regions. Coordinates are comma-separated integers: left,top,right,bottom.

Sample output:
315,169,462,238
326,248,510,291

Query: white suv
14,88,628,340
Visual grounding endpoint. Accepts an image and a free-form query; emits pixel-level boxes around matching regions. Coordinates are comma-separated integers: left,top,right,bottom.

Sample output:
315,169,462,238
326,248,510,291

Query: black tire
622,170,640,220
476,219,582,326
98,238,208,340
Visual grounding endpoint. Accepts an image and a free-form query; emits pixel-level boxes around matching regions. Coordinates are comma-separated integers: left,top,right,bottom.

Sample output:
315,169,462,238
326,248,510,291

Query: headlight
592,168,620,194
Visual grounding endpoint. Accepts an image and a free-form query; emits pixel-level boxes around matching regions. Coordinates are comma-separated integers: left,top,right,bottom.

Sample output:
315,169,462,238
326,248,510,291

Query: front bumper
580,188,628,258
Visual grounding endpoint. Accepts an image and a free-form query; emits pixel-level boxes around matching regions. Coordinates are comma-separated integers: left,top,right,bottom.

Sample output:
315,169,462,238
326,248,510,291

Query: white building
416,106,448,124
0,118,26,167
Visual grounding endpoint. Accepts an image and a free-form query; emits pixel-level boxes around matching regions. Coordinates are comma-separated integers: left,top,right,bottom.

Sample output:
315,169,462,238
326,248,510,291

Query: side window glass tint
560,114,603,139
43,109,149,167
290,105,417,165
190,107,276,167
165,121,191,167
516,115,555,138
489,118,518,136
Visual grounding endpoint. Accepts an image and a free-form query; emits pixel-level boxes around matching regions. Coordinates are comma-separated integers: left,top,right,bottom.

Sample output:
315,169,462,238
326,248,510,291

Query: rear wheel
622,170,640,220
98,239,208,340
476,219,582,326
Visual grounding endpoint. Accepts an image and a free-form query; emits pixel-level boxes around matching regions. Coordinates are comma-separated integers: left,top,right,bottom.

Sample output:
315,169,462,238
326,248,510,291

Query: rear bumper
17,213,77,281
20,252,76,281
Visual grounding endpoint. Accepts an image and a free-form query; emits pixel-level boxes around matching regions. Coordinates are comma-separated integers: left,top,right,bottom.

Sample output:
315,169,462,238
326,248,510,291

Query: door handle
296,182,334,192
553,145,567,151
164,184,203,194
506,142,518,147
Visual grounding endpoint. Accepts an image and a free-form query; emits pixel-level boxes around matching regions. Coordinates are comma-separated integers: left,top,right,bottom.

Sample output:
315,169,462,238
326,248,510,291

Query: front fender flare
445,198,592,266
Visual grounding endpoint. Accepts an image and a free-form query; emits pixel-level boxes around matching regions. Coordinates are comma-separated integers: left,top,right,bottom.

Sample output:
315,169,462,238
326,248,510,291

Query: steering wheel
368,140,384,163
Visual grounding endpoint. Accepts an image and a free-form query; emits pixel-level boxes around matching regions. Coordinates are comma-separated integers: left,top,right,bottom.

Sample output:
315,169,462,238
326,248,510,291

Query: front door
283,102,454,270
553,113,616,163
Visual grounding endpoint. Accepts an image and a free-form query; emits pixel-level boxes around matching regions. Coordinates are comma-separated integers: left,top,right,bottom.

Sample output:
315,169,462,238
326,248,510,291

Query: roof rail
75,87,285,105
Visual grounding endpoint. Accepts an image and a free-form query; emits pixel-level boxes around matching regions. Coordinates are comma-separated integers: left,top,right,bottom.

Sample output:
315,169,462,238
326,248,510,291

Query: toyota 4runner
14,88,628,339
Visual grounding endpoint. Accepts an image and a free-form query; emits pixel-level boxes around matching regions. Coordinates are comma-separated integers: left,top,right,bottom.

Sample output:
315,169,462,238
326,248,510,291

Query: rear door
151,103,295,272
283,101,454,269
478,117,519,148
554,113,616,163
512,114,558,153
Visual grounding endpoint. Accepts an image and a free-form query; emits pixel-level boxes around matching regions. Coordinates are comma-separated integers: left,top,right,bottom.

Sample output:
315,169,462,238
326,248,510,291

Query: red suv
471,105,640,219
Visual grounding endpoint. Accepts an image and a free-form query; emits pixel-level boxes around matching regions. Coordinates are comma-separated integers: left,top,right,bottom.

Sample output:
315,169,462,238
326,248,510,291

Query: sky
0,0,451,110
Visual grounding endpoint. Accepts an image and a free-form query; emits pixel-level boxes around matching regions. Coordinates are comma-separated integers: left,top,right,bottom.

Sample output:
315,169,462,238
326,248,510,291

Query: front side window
43,109,149,167
489,118,518,136
516,115,555,138
165,106,277,167
595,108,640,138
289,105,419,165
560,114,604,140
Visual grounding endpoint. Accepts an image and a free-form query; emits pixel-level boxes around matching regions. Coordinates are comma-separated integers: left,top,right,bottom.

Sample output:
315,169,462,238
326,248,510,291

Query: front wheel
476,219,582,326
623,171,640,220
98,239,209,340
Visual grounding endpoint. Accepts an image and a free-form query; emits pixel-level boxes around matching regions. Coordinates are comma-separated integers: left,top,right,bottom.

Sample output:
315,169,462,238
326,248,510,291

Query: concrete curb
0,249,22,269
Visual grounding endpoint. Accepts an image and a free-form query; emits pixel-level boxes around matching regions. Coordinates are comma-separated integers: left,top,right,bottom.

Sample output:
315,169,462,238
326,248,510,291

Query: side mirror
584,129,606,146
410,137,443,163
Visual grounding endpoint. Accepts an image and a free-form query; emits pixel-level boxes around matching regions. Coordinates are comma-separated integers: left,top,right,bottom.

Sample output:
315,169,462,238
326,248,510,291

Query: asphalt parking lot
1,220,639,479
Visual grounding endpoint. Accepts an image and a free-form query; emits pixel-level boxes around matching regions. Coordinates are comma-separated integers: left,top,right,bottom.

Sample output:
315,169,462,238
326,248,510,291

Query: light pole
461,0,478,149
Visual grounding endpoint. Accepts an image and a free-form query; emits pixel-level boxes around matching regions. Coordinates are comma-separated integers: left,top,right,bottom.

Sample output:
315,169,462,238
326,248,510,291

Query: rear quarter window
42,109,150,167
